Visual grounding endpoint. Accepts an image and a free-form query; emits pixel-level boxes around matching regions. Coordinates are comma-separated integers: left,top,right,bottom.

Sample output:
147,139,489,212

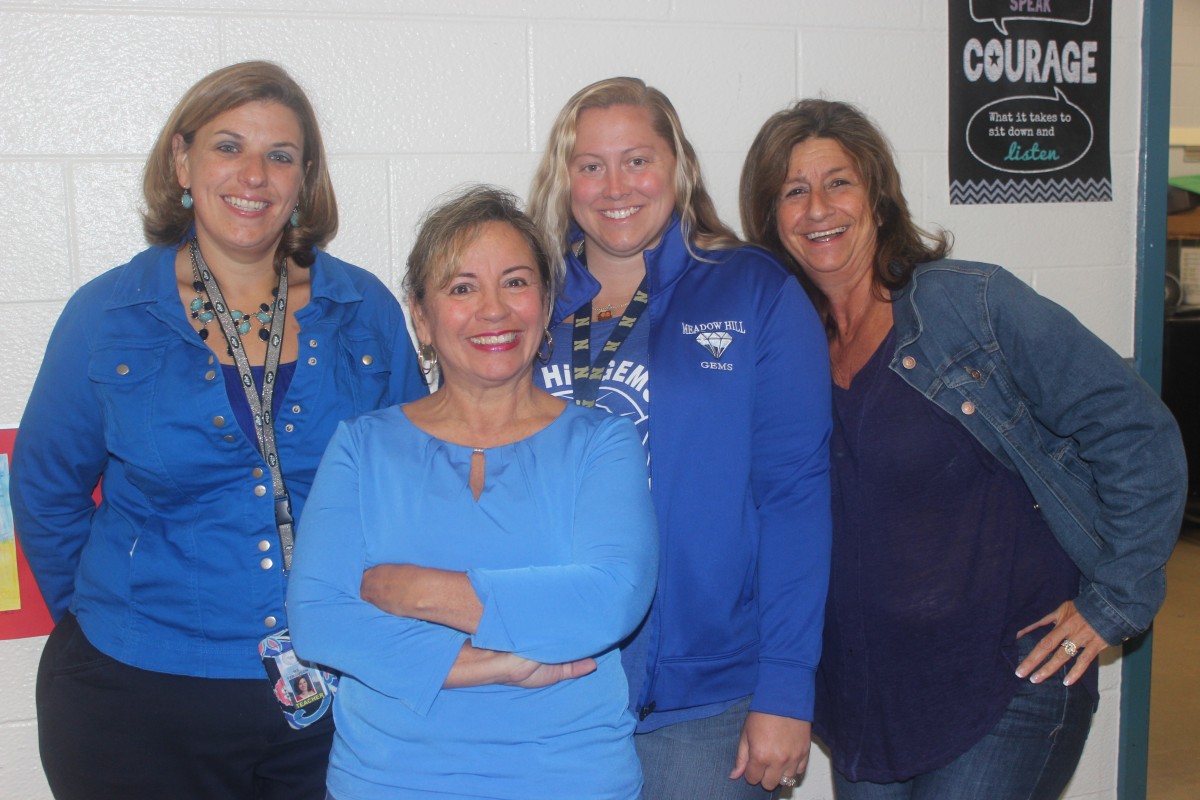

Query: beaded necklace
189,253,280,352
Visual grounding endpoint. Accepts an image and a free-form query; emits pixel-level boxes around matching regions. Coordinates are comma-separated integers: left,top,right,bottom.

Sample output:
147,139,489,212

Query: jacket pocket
87,344,166,457
339,333,394,411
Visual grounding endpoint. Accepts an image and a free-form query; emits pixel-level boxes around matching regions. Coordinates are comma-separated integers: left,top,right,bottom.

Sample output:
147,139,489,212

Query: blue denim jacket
890,259,1186,645
12,246,425,678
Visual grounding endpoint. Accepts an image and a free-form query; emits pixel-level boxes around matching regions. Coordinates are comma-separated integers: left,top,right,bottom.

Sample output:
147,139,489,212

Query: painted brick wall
0,2,1148,797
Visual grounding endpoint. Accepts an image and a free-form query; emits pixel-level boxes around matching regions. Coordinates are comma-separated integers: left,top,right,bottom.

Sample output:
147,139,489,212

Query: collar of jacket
889,275,921,352
100,245,367,315
553,214,695,325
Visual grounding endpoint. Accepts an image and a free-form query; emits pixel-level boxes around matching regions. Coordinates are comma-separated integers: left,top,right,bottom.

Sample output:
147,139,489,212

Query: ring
1060,639,1079,657
779,775,798,789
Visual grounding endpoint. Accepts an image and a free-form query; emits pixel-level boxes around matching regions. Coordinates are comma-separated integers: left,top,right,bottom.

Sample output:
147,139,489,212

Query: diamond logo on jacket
696,331,732,359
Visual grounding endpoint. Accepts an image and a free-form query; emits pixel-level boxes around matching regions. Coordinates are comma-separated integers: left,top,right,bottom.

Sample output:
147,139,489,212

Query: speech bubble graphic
970,0,1093,36
965,87,1093,175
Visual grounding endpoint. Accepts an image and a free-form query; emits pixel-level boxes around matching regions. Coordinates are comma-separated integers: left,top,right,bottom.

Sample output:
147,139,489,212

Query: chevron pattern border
949,178,1113,204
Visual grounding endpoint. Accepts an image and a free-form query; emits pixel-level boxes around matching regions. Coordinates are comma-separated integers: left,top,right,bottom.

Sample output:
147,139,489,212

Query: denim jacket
12,245,424,678
889,259,1186,645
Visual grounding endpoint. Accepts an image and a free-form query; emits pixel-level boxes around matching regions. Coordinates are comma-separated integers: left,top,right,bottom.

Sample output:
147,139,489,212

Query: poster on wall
949,0,1112,204
0,428,54,639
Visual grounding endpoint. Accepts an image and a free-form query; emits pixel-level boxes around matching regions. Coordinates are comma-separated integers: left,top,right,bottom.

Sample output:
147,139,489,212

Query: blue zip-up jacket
890,259,1186,645
12,245,425,678
551,218,832,721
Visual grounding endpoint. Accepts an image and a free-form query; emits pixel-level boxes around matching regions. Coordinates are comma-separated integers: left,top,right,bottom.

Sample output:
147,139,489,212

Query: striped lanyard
570,275,649,407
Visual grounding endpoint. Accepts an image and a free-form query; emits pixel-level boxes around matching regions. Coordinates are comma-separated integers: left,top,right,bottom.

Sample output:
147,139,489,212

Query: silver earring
417,343,438,385
536,328,554,364
290,205,301,227
181,189,193,209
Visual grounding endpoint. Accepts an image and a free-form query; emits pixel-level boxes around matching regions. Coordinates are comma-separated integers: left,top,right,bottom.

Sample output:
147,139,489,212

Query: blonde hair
142,61,337,267
528,77,740,275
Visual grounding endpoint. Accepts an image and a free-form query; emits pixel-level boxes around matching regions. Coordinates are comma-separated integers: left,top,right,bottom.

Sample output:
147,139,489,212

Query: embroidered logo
681,320,744,371
695,331,732,359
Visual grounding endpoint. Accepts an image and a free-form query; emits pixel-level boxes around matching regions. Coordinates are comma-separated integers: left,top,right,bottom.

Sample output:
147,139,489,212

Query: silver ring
1060,639,1079,657
779,775,798,789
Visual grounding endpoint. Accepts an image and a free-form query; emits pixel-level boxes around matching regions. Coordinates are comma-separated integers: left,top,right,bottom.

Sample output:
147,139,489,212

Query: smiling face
411,221,548,393
775,137,878,291
174,101,306,264
569,104,677,266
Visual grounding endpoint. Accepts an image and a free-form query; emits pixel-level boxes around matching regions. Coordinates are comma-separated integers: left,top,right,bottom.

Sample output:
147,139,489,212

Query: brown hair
528,76,740,276
142,61,336,267
404,185,556,312
739,99,949,330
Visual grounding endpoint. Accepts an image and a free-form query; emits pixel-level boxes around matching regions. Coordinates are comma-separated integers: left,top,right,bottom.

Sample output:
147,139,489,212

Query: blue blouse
287,402,658,800
814,329,1094,783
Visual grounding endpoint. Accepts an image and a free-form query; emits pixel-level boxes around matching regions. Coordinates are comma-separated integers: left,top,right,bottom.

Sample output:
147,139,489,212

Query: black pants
37,613,333,800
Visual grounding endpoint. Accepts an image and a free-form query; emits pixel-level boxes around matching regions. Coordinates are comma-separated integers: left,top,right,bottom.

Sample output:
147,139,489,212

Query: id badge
258,629,338,729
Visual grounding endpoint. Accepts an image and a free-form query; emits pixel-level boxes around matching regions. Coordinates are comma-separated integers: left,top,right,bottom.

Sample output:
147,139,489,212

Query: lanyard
571,275,649,407
189,239,296,571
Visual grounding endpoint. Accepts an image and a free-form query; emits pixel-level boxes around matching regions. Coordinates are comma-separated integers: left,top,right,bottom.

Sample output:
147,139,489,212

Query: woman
739,99,1187,799
527,77,832,798
286,186,658,800
12,61,423,799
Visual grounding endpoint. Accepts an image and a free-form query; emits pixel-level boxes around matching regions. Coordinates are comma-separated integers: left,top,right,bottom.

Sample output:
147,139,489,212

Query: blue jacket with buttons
12,245,424,678
890,259,1186,646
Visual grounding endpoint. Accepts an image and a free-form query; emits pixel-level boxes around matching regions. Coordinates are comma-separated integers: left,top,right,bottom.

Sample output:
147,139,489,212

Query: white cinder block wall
0,2,1153,797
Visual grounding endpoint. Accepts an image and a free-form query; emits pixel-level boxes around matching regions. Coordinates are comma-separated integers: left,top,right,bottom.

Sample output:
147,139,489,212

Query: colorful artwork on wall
0,428,54,639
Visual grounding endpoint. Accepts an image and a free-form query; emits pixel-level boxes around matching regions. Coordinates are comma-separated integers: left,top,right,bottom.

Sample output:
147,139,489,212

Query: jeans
832,645,1093,800
636,697,771,800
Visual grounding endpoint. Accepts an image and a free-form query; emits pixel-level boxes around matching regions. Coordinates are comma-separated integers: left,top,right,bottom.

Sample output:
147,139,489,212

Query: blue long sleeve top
11,245,424,678
286,402,658,800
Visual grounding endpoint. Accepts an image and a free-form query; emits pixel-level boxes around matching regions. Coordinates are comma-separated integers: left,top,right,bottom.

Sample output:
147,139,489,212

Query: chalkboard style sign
949,1,1111,204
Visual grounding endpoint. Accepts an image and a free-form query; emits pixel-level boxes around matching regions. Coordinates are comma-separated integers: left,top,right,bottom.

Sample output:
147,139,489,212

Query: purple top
814,329,1097,783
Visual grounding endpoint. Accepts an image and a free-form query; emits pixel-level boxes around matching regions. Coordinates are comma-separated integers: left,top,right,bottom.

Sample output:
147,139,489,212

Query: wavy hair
528,77,740,274
739,99,949,330
142,61,336,268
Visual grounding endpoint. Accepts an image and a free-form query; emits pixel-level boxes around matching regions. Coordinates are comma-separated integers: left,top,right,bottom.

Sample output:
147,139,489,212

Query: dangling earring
417,342,438,385
536,328,554,364
181,188,194,209
290,205,301,227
